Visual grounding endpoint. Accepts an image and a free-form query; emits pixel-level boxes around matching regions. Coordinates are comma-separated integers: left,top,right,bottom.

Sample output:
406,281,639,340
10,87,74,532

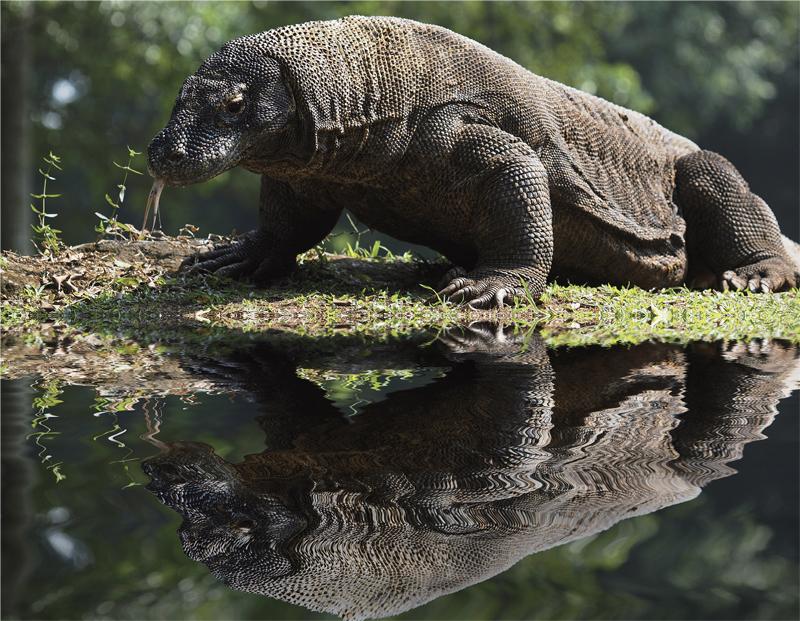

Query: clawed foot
180,230,292,284
439,322,511,352
720,338,799,374
435,267,539,309
720,257,799,293
438,322,526,354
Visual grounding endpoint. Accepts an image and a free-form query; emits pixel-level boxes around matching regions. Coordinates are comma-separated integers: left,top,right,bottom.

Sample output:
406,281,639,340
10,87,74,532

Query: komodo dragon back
219,15,697,243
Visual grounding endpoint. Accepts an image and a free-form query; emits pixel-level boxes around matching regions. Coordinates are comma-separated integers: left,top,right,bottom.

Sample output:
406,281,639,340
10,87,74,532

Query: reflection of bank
142,327,799,621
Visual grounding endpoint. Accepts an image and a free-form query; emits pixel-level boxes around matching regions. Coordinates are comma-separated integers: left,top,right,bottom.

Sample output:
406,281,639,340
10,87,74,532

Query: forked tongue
142,178,166,237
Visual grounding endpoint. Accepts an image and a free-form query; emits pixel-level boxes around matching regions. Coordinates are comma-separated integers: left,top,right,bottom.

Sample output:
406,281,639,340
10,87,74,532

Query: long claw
468,292,496,309
215,261,256,279
438,278,470,299
185,250,245,275
435,270,537,308
719,259,798,293
722,270,747,291
446,285,479,304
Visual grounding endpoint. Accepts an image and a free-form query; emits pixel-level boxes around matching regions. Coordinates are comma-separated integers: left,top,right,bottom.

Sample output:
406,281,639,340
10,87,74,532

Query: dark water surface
2,327,799,620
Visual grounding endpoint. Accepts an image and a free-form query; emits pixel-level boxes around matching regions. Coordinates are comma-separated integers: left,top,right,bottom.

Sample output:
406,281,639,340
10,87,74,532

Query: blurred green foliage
2,0,796,248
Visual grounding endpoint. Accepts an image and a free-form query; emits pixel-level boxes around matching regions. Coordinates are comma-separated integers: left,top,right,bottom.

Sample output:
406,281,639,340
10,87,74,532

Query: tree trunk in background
1,2,33,254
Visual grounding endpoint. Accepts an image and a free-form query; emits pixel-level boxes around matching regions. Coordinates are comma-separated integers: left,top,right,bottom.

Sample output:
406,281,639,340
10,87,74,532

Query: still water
2,326,798,620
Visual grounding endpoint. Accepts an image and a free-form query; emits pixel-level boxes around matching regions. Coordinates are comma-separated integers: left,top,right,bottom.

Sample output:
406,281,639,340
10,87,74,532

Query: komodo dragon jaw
142,441,306,573
147,84,246,186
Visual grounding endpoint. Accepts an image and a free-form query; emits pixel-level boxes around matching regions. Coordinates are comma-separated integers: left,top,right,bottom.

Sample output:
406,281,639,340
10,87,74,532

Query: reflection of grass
298,366,447,416
28,379,66,482
27,385,149,487
91,395,148,489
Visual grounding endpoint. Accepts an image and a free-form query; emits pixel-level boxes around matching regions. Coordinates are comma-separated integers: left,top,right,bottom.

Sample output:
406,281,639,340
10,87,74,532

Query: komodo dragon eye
230,518,256,531
224,94,245,114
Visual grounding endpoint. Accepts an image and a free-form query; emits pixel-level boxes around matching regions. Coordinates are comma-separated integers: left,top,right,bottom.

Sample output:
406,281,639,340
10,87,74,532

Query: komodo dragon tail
782,234,800,273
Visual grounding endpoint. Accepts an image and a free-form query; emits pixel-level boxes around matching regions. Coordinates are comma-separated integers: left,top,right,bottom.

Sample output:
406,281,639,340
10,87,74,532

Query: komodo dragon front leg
183,176,341,283
414,112,553,308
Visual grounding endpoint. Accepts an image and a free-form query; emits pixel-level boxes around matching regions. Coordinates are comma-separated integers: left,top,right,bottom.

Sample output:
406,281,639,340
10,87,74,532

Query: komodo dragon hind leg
675,150,799,293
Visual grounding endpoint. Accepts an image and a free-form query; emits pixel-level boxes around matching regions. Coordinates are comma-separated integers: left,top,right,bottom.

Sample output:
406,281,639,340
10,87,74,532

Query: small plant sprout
419,283,450,309
339,212,369,257
95,146,143,239
517,277,538,307
337,215,400,260
30,151,64,256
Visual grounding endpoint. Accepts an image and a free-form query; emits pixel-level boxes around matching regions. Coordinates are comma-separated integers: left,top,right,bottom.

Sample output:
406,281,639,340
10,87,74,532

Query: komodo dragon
147,16,800,307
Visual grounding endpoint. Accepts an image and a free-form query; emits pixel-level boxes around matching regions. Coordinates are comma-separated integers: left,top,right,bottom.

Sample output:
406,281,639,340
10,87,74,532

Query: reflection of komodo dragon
147,16,800,307
142,330,799,620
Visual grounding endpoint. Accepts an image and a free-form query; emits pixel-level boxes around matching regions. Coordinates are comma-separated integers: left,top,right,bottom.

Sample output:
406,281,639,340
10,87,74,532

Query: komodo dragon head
142,441,307,578
147,39,295,187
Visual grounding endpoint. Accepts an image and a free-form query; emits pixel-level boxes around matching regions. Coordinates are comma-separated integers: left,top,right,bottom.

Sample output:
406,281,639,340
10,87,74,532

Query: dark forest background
2,1,798,255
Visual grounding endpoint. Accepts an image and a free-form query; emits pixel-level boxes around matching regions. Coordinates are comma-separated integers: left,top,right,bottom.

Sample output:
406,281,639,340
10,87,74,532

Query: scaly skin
148,16,799,307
